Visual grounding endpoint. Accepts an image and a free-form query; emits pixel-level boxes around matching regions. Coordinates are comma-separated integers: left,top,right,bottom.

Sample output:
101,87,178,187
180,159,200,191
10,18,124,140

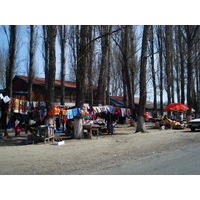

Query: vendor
106,112,116,135
160,115,172,128
12,113,23,137
65,119,74,136
180,112,183,123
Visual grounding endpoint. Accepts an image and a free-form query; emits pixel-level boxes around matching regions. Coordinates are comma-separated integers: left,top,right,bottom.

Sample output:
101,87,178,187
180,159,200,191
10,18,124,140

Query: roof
110,97,124,107
110,96,153,109
15,75,97,90
0,89,28,94
16,75,77,89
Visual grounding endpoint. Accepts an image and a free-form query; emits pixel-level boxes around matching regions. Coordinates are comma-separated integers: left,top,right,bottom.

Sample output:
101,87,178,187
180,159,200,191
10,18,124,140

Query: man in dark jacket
106,112,116,135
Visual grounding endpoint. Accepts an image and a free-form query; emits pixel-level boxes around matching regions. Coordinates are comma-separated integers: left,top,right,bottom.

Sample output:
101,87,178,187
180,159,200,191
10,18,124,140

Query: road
1,125,200,175
95,143,200,175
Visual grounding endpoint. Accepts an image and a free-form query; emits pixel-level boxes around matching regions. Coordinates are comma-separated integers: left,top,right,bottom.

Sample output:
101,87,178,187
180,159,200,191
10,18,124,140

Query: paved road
95,144,200,175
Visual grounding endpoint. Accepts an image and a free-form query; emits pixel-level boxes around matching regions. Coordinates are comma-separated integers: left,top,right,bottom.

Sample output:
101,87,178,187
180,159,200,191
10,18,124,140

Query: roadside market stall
161,103,189,129
1,94,133,142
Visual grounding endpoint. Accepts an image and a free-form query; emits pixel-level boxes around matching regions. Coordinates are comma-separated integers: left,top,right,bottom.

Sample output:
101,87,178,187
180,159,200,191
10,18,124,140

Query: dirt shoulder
1,124,200,175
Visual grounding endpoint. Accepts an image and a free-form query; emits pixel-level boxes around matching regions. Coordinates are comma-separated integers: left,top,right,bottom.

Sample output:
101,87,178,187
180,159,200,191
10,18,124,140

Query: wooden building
1,75,96,106
0,75,154,110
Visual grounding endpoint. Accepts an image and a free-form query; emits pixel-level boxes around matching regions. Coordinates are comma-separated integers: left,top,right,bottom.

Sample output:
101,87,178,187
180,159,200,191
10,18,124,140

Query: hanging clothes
72,108,78,117
108,105,113,113
67,109,73,119
13,98,20,113
121,108,126,117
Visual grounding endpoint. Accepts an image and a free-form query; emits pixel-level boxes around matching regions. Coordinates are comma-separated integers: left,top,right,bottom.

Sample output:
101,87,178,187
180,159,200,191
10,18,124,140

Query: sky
0,25,67,81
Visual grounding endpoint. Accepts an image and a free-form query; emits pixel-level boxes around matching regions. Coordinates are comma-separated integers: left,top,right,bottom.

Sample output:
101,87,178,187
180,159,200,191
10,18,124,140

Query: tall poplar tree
136,25,150,133
59,25,67,105
45,25,57,125
6,25,16,98
28,25,35,101
4,25,16,137
74,25,88,139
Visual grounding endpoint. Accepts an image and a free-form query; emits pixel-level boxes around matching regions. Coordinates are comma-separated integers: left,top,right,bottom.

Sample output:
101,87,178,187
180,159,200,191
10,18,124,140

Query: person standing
180,112,183,123
106,112,116,135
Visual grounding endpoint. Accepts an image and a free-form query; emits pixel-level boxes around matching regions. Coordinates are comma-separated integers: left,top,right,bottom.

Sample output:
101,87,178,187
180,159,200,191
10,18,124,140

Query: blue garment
108,105,113,113
72,108,78,117
67,109,73,119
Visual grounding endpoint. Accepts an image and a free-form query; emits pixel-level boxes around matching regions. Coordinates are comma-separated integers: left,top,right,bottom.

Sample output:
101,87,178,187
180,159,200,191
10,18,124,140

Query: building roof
110,97,124,107
16,75,77,88
110,96,153,109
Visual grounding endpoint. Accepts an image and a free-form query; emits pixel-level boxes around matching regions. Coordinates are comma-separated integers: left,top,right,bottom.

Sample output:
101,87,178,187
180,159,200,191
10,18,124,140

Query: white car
188,118,200,131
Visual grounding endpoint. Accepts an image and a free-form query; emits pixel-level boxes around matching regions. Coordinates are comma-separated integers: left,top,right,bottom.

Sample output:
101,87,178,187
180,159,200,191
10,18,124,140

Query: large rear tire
191,127,196,132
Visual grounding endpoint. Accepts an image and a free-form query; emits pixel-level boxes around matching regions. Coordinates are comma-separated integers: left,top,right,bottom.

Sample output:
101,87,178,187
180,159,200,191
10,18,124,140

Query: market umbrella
163,103,189,111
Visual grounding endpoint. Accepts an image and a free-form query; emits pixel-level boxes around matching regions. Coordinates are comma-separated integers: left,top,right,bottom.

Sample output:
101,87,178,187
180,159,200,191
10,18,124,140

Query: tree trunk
135,25,150,133
4,25,16,137
156,25,164,116
195,40,200,116
74,118,83,139
106,26,112,105
95,25,109,105
165,25,172,105
6,25,16,98
178,26,186,104
43,26,49,102
121,26,135,125
75,25,87,108
59,25,66,105
74,25,88,139
184,25,199,121
150,26,157,112
28,25,35,101
45,25,57,125
87,26,94,106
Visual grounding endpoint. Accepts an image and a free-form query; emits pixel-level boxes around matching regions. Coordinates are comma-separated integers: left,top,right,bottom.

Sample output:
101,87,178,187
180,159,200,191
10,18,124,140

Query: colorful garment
67,109,73,119
72,108,78,117
13,98,20,113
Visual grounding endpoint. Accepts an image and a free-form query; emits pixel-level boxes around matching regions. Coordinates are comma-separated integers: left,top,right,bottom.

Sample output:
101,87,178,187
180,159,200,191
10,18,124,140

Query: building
0,75,154,110
0,75,96,106
110,96,154,111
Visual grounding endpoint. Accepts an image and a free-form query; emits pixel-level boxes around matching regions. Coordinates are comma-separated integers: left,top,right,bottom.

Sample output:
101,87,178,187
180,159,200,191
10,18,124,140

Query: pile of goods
171,121,187,129
54,138,63,142
53,138,64,145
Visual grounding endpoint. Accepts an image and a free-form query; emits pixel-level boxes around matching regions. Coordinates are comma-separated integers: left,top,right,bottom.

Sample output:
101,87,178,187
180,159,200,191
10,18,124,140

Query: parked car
188,118,200,131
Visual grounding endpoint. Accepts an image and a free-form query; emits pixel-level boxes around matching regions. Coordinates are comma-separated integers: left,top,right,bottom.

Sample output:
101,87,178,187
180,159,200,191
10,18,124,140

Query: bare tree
86,25,95,106
67,25,77,81
0,49,7,89
174,26,181,103
110,46,123,96
182,25,199,120
3,25,17,137
45,25,57,125
194,31,200,115
6,25,16,98
112,25,138,124
156,25,164,115
164,25,173,105
28,25,35,101
58,25,67,105
121,25,136,124
95,25,110,105
42,25,49,100
177,26,186,104
73,25,88,139
149,26,157,112
136,25,150,133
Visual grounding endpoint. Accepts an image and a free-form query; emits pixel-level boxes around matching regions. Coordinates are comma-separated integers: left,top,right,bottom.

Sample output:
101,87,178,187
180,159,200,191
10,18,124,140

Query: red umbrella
163,103,189,111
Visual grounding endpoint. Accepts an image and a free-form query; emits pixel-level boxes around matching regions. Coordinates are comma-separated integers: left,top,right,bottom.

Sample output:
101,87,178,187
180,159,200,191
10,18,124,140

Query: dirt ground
1,123,200,175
